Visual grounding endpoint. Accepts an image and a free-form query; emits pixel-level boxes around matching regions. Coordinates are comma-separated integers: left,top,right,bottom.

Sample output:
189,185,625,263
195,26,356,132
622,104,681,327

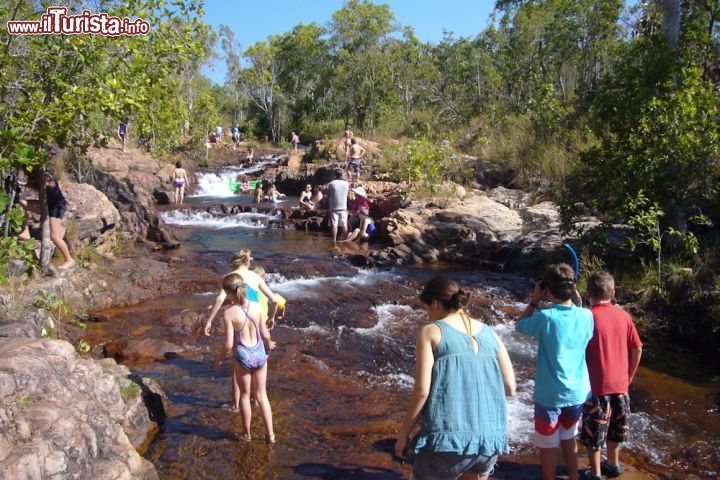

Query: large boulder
86,147,177,245
378,188,565,271
0,338,160,480
62,183,121,254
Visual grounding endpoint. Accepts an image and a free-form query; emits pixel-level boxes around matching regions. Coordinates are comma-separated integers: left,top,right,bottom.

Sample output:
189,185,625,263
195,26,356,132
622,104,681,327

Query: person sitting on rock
298,184,315,210
264,184,286,204
341,207,375,242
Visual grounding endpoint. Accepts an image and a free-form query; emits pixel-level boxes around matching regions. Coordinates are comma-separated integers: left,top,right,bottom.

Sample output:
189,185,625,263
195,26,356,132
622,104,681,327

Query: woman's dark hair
541,263,576,301
419,276,469,311
175,161,182,168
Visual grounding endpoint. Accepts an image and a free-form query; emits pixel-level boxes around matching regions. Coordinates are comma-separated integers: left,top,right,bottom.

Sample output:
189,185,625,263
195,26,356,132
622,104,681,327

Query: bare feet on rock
58,260,75,271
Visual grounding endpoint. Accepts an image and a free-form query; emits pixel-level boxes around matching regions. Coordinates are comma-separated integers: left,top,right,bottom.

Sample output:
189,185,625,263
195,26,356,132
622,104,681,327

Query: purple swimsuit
234,305,267,371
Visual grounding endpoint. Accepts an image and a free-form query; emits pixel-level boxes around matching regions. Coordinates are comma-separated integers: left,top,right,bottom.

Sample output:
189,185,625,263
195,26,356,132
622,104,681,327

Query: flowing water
86,157,720,479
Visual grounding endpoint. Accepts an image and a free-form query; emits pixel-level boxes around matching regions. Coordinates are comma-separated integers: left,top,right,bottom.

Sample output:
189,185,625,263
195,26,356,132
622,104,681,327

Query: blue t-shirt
516,304,593,407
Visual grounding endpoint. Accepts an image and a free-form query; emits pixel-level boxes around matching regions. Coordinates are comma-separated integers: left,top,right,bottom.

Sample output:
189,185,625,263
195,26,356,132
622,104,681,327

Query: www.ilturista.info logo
7,7,150,36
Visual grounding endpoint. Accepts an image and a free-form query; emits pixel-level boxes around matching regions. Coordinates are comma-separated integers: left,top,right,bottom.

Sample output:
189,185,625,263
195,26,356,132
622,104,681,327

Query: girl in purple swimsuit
214,272,277,443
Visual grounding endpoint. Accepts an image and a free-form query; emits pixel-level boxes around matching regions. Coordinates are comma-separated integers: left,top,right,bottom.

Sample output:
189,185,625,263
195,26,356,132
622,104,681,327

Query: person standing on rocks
579,271,643,480
516,263,594,480
19,171,75,270
117,117,129,153
327,169,349,244
290,131,299,151
214,272,276,443
347,138,365,183
204,249,283,336
343,125,353,161
172,161,189,205
395,276,516,480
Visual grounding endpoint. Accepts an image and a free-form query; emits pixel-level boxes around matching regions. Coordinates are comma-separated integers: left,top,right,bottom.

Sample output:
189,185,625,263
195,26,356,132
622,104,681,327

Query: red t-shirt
586,303,643,395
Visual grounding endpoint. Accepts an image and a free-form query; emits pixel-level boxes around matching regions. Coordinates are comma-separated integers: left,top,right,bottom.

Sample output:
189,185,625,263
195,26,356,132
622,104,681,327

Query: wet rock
0,338,160,479
105,338,184,362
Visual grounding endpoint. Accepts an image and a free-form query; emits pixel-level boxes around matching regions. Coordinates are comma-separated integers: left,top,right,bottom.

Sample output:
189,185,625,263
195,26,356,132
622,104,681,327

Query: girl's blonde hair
230,249,252,269
222,273,247,304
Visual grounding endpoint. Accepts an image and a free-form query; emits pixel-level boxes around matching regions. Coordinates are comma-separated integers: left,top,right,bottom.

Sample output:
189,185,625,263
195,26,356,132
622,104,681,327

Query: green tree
328,0,397,129
0,0,212,271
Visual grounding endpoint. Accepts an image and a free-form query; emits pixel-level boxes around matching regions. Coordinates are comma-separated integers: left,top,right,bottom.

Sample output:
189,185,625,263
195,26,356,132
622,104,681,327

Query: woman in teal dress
395,276,516,480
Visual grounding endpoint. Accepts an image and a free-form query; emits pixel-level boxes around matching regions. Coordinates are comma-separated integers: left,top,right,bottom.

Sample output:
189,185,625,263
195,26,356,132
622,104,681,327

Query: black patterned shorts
580,394,631,448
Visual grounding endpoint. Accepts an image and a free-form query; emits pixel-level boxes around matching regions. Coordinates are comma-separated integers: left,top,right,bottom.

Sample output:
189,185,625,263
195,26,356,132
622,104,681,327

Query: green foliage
119,380,142,402
397,138,461,191
34,291,71,323
76,339,91,353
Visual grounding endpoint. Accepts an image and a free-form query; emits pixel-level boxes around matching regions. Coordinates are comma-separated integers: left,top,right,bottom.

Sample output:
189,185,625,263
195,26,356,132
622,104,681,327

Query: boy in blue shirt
517,263,594,480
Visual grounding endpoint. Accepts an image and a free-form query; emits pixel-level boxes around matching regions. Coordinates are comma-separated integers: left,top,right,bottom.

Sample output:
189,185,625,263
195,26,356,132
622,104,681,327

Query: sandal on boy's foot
601,460,622,478
579,469,602,480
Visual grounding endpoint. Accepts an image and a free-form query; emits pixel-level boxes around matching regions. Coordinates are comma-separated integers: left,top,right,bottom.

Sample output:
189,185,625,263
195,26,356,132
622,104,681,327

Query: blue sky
200,0,497,85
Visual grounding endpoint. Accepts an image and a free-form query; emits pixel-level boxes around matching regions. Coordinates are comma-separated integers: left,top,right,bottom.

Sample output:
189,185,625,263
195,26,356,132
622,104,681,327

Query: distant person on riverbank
213,272,276,443
395,276,516,480
327,169,349,244
516,263,593,480
231,124,241,149
580,271,643,480
172,161,188,205
246,147,254,164
290,131,299,151
343,125,353,161
253,183,263,204
347,138,365,183
117,117,129,153
349,186,369,229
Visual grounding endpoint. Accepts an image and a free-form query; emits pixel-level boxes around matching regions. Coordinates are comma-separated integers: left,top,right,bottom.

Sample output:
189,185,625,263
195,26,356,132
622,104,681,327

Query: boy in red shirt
580,272,643,480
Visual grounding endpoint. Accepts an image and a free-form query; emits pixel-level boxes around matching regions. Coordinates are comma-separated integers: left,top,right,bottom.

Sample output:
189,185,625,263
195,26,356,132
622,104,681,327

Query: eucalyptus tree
240,39,284,143
493,0,624,110
219,25,245,125
385,28,439,120
327,0,397,130
274,23,333,132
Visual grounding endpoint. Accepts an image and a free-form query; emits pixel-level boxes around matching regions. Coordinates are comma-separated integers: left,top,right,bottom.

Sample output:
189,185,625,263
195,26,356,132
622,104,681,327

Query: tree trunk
663,0,681,50
37,181,54,270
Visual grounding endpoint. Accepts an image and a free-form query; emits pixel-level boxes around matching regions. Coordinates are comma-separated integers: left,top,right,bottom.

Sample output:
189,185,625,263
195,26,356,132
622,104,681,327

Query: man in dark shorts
580,271,643,480
117,117,129,152
347,138,365,183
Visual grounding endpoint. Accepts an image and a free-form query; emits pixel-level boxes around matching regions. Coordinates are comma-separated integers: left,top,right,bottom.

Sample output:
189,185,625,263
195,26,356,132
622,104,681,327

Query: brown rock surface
0,339,159,479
